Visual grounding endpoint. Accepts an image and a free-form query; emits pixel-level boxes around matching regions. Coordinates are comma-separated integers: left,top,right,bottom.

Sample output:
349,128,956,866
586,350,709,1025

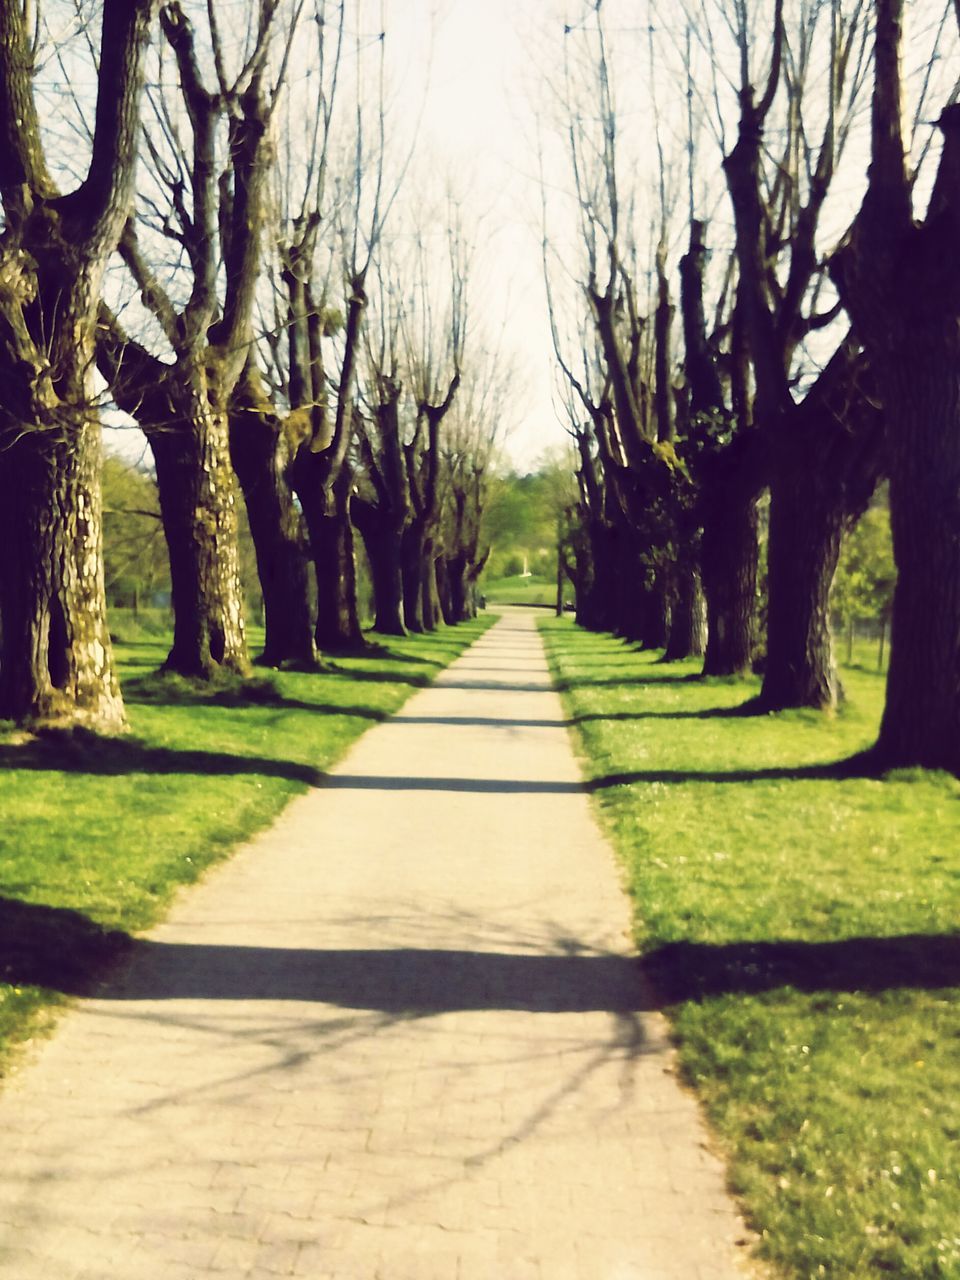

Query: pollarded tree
435,351,513,622
678,218,764,676
397,216,466,633
0,0,155,728
833,0,960,772
352,259,410,635
229,0,350,665
715,0,885,709
98,0,293,679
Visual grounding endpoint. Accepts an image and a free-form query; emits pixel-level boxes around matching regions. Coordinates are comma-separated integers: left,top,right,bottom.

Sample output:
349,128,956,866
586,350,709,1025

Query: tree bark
229,374,316,668
352,499,406,636
759,347,882,711
701,485,760,676
664,564,706,662
421,542,444,632
760,447,844,710
872,341,960,770
296,462,363,652
0,416,124,728
0,0,155,729
147,393,250,678
830,4,960,771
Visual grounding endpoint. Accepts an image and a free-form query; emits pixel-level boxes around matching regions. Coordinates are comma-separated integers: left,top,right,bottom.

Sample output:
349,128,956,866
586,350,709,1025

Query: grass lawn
0,615,492,1078
481,573,563,608
540,615,960,1280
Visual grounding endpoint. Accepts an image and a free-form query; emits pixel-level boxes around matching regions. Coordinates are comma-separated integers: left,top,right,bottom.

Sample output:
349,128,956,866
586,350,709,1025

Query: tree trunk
435,555,455,626
302,467,363,653
444,552,476,623
873,348,960,771
353,503,406,636
829,32,960,770
229,393,316,669
701,487,760,676
664,564,706,662
147,393,250,679
639,578,670,650
0,416,124,729
401,524,426,634
760,451,843,711
421,543,443,632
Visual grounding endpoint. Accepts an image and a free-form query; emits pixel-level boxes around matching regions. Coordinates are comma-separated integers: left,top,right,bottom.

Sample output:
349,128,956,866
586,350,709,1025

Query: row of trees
0,0,503,732
544,0,960,774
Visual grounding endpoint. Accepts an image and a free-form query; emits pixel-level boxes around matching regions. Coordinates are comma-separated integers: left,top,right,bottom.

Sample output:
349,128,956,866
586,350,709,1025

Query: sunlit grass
542,616,960,1280
0,616,493,1076
481,574,560,607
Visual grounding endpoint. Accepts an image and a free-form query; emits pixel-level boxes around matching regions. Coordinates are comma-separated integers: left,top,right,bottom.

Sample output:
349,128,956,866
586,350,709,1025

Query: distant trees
541,0,958,772
0,0,503,731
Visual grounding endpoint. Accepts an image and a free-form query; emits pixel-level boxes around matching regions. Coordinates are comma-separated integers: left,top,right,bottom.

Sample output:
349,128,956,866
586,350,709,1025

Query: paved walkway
0,610,757,1280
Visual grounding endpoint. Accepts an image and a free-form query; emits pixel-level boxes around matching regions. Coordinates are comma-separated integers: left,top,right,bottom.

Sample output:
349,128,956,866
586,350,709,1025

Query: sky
388,2,567,472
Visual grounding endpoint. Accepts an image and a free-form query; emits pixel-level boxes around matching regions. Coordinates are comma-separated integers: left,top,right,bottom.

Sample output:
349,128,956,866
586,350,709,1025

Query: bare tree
833,0,960,772
229,0,348,666
98,0,292,678
397,214,466,632
718,0,884,710
435,350,513,622
277,8,394,652
0,0,155,728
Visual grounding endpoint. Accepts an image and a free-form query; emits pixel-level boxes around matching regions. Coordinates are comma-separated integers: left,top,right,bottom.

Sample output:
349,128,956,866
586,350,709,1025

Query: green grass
481,573,563,607
540,616,960,1280
0,616,493,1076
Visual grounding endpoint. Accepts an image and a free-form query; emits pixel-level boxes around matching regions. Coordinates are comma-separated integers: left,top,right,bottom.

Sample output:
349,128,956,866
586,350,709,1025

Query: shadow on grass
0,897,132,996
123,676,389,723
644,934,960,1003
571,705,753,725
0,731,320,784
585,755,875,788
556,672,703,691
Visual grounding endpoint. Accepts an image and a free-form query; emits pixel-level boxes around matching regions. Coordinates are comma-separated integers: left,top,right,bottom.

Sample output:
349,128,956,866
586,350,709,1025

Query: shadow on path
98,944,654,1013
7,901,959,1015
322,774,580,793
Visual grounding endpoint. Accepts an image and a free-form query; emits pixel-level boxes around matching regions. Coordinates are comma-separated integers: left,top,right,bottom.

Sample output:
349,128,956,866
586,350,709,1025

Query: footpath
0,609,758,1280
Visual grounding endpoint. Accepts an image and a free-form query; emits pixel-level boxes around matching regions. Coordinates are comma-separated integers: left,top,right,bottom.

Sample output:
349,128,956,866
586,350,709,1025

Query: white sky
389,2,566,471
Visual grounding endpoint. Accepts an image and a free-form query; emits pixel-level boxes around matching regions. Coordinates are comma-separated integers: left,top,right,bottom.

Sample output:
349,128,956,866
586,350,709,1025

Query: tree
98,0,290,679
833,0,960,772
0,0,155,729
717,0,884,710
102,453,169,611
831,494,895,665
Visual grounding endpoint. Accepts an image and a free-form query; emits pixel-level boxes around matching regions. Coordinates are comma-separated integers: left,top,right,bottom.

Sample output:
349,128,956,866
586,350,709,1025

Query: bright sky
390,2,565,472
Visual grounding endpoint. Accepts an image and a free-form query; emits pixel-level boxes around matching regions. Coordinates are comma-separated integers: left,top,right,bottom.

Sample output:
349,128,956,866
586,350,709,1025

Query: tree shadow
102,943,655,1014
325,665,432,688
585,753,876,788
0,897,132,996
0,731,321,784
322,774,582,794
0,897,653,1017
571,705,753,725
397,716,567,729
556,672,702,691
644,933,960,1004
439,679,554,693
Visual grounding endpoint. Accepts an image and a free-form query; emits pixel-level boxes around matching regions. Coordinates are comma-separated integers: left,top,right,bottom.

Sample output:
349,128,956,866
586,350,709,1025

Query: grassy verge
540,616,960,1280
0,616,493,1077
481,574,563,608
